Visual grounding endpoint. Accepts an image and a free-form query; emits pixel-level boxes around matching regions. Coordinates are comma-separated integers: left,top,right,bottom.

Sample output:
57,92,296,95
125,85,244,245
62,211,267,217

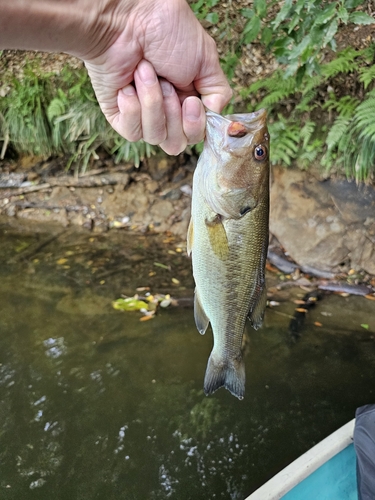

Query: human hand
83,0,232,155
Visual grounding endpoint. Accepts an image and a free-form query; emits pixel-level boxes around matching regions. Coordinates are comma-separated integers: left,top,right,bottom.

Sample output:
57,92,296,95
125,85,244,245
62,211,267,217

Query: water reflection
0,221,374,499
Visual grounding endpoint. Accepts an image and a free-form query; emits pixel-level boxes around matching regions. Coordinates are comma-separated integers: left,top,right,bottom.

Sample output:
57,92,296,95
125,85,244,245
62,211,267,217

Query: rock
146,156,175,181
16,205,69,226
148,200,175,232
270,166,375,275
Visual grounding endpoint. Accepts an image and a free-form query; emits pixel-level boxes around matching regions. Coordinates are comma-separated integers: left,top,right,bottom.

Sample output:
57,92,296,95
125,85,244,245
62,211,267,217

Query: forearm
0,0,131,59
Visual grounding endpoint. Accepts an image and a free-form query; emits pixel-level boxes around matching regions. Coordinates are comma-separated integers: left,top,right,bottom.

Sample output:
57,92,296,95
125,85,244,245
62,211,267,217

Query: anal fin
194,291,209,335
249,284,267,330
187,218,193,256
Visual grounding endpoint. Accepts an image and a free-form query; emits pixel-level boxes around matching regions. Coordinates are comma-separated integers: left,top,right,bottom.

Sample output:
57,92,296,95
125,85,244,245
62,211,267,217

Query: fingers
159,80,186,155
117,84,142,142
182,97,206,145
116,60,206,155
133,60,166,145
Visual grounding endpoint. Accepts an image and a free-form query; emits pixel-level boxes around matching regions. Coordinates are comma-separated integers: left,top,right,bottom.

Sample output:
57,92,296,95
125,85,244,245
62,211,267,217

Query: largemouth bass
187,109,270,400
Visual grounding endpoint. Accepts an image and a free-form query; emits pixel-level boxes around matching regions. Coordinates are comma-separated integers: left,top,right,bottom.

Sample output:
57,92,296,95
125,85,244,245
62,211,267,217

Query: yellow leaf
172,278,180,285
56,258,68,265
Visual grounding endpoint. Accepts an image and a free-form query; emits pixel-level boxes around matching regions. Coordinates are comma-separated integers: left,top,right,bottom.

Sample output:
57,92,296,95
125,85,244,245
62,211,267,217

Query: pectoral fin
248,285,267,330
205,215,229,260
187,218,193,256
194,291,209,335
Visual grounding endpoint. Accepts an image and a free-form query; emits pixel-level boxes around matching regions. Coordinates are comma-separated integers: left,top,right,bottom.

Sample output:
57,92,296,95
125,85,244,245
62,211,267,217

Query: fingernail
184,97,202,121
122,85,136,96
137,61,157,86
160,80,174,97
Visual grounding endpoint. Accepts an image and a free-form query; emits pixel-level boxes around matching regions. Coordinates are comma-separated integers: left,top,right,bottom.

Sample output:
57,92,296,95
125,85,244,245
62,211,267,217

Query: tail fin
204,352,245,400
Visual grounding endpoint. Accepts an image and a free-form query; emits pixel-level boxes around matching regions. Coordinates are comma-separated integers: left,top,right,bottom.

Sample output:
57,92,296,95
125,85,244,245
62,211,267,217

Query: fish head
201,109,269,219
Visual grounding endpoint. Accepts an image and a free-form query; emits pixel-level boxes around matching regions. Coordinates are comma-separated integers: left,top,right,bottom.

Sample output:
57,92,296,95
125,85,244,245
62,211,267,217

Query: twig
0,172,129,200
0,183,51,200
8,229,66,263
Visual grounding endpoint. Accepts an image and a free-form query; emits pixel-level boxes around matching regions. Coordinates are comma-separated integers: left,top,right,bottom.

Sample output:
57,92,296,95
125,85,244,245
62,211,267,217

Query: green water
0,219,374,499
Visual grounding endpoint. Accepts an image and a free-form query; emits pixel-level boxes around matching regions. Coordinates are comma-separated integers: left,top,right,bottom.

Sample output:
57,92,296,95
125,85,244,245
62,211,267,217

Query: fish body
188,109,270,400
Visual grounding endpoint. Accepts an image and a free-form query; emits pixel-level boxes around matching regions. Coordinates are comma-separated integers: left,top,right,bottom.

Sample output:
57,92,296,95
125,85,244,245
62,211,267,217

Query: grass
0,65,155,172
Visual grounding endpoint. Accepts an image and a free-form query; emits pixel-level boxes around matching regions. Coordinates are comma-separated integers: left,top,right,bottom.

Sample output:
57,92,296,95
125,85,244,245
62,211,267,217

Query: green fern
325,116,350,153
359,65,375,89
322,95,359,118
352,90,375,140
321,48,359,79
269,117,300,166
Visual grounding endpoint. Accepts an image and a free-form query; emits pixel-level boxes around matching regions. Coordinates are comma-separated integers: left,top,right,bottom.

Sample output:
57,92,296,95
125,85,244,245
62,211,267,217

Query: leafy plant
192,0,375,180
240,43,375,180
0,66,155,171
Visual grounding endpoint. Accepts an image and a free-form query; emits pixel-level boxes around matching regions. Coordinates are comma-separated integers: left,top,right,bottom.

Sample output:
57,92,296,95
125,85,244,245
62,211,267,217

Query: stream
0,217,374,499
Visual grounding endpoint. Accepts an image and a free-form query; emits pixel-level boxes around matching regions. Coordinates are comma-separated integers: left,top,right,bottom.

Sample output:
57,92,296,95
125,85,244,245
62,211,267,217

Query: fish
187,109,270,400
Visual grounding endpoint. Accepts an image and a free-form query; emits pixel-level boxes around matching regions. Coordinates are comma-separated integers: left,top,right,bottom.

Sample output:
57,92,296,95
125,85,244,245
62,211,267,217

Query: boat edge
245,419,355,500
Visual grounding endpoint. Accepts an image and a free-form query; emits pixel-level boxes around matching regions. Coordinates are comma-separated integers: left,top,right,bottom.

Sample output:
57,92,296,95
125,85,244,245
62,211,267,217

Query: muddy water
0,218,374,500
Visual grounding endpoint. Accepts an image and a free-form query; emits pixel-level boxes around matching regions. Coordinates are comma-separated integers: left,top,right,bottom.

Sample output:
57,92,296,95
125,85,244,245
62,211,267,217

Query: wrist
0,0,134,60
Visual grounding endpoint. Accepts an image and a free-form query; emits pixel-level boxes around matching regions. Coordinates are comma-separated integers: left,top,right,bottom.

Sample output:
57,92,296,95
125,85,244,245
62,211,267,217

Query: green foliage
0,65,154,171
191,0,219,22
236,0,374,79
193,0,375,181
243,45,375,181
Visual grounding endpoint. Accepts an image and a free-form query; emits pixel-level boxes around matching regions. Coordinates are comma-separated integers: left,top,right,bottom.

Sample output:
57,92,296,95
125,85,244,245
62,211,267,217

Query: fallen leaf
56,258,68,265
140,315,154,322
314,321,323,327
171,278,180,285
365,294,375,301
266,262,278,272
113,298,149,311
295,308,308,313
153,262,169,270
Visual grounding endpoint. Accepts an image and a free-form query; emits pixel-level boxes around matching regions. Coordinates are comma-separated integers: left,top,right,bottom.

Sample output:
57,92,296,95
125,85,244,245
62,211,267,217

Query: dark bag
354,404,375,500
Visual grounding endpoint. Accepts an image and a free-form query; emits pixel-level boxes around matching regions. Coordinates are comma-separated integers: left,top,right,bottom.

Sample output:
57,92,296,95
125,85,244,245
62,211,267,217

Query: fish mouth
225,109,267,129
205,109,267,137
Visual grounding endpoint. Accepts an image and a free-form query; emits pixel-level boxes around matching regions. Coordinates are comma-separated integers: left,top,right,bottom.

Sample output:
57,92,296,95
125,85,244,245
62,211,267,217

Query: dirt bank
1,155,375,279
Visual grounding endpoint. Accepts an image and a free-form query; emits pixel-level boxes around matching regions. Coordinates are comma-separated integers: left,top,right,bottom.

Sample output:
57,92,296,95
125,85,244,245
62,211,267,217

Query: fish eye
254,145,267,161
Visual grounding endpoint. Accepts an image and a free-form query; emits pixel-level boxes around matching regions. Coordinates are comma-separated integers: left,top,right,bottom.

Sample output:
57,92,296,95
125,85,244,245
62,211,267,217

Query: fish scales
188,109,269,400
